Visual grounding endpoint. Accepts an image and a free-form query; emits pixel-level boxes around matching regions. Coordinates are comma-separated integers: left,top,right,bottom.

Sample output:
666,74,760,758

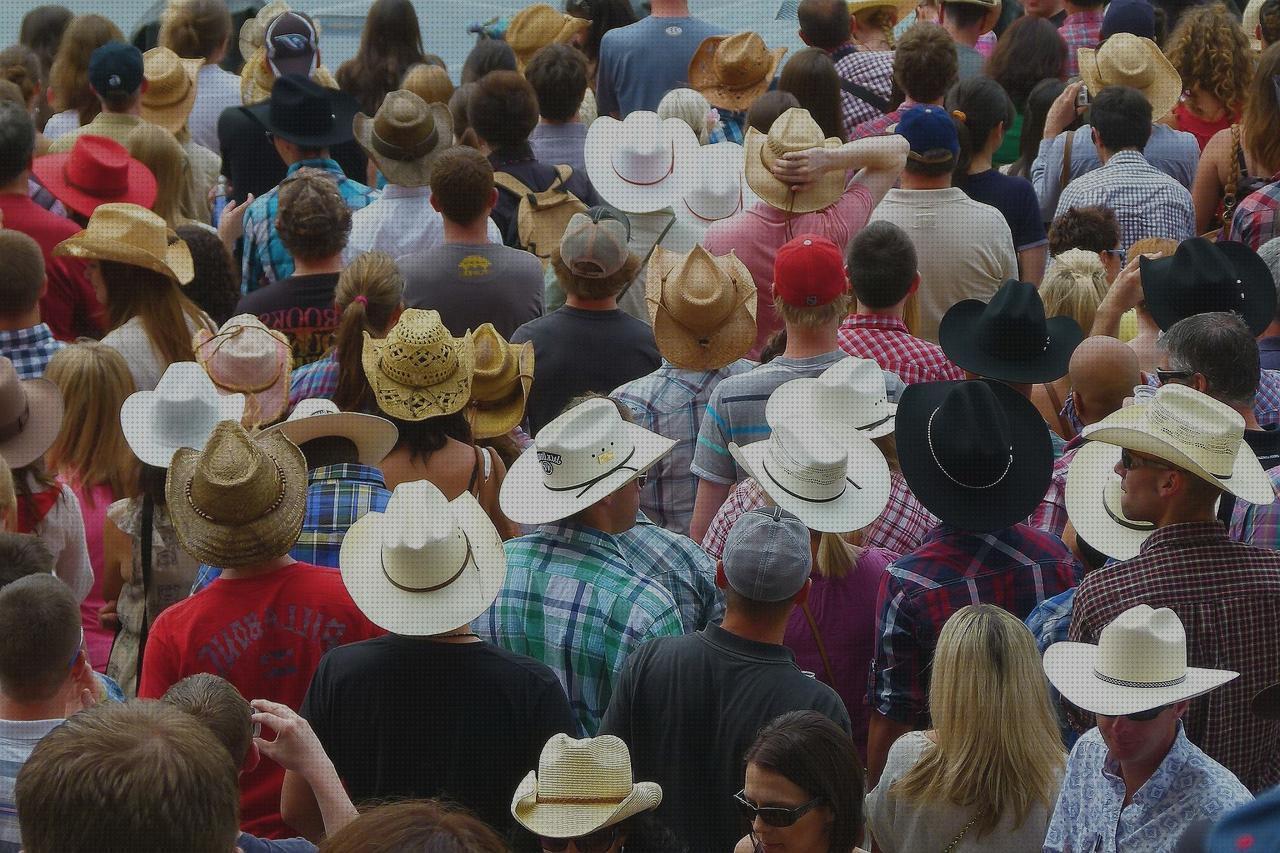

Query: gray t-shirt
955,43,986,81
399,242,545,339
595,15,727,117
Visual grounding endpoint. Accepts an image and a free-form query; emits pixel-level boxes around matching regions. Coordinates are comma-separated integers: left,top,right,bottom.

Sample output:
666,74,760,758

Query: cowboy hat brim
672,142,763,229
361,330,475,423
743,126,845,215
687,38,787,112
263,410,399,466
121,387,247,469
896,379,1053,533
512,771,664,839
847,0,926,21
240,45,341,105
32,152,159,220
584,115,700,213
247,85,360,149
1043,640,1238,716
646,246,758,371
353,101,453,189
767,374,897,440
1065,441,1158,561
1078,40,1181,120
1140,241,1277,336
338,490,507,636
194,327,293,429
468,342,535,441
54,226,194,284
0,378,64,468
938,301,1084,384
509,14,591,69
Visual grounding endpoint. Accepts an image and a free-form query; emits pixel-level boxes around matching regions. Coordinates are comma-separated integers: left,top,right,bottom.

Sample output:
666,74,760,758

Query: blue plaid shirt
616,515,724,632
0,324,66,379
1027,587,1079,748
240,159,378,293
289,352,340,412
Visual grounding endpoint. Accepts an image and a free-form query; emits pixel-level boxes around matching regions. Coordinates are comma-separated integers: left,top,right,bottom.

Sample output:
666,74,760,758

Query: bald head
798,0,852,49
1069,336,1140,426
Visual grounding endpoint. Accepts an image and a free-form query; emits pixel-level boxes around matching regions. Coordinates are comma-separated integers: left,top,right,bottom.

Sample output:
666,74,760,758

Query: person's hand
217,193,253,248
1044,81,1086,140
250,699,332,780
1109,252,1158,313
98,600,120,632
772,147,834,191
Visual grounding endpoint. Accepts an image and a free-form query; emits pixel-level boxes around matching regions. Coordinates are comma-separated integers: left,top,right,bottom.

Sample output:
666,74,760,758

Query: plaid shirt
1055,150,1196,254
1069,521,1280,792
1230,465,1280,549
1028,436,1084,537
289,351,340,411
848,107,903,141
0,325,65,379
1223,175,1280,251
871,523,1080,725
1059,9,1104,77
241,159,378,293
476,520,685,736
836,314,965,385
612,358,756,536
834,47,895,136
701,471,937,560
617,515,724,632
1027,586,1081,749
292,464,391,568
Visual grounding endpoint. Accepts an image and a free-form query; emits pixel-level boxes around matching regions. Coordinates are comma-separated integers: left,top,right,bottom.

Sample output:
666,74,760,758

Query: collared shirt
46,112,143,153
1054,150,1196,253
1028,435,1083,538
871,523,1080,725
834,47,895,136
476,520,684,736
1069,522,1280,792
1223,176,1280,250
292,464,391,568
289,351,340,411
0,325,66,379
241,159,378,293
836,314,965,385
1044,725,1253,853
1027,586,1080,748
612,358,756,535
1060,9,1105,77
848,104,905,141
616,515,724,632
343,184,502,263
1230,465,1280,550
528,121,589,173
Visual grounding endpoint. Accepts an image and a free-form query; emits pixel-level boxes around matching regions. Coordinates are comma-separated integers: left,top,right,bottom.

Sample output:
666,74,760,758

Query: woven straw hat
688,32,787,112
466,324,534,440
241,47,340,105
744,108,845,214
848,0,922,18
353,89,452,188
194,315,292,429
53,202,194,283
1078,34,1181,120
141,47,204,135
362,308,475,422
0,356,64,469
166,420,307,568
646,245,756,370
512,734,663,839
506,4,591,69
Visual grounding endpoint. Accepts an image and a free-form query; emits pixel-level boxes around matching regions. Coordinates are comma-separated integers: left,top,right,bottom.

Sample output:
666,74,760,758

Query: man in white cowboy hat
1043,606,1253,852
279,480,574,838
476,396,684,737
1066,383,1280,793
600,507,851,853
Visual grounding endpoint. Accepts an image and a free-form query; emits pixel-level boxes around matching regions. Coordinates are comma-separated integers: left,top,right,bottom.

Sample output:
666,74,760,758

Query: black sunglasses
1119,448,1172,472
734,790,823,828
538,826,617,853
1156,369,1193,386
1113,703,1170,723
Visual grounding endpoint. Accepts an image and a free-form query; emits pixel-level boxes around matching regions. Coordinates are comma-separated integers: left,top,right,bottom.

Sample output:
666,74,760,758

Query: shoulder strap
799,601,837,687
943,815,980,853
552,164,574,186
616,211,676,302
838,78,893,115
1059,130,1075,193
1043,382,1075,441
492,171,534,198
135,494,154,695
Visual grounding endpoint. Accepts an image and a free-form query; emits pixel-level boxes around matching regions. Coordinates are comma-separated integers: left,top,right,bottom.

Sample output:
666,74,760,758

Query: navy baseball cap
1206,785,1280,853
722,507,812,603
88,42,144,98
896,104,959,162
1101,0,1157,41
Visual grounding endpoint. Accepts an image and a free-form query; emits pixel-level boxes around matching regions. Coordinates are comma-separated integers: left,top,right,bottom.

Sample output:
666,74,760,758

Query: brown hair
332,251,403,412
159,0,233,61
49,15,123,124
985,16,1066,109
779,48,845,141
320,800,508,853
468,70,539,150
16,700,241,853
0,573,81,702
524,43,588,122
1165,3,1252,115
162,673,253,765
336,0,431,116
402,63,455,106
551,249,642,301
773,291,854,329
0,230,46,315
176,224,240,325
429,146,494,224
1244,43,1280,177
99,261,208,370
0,532,55,587
126,122,189,228
893,22,959,104
276,168,353,261
1047,205,1121,255
20,6,74,78
0,45,42,105
747,90,802,134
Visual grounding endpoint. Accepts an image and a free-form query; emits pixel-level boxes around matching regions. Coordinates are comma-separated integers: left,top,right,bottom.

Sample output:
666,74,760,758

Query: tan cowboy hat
262,398,399,466
362,308,475,422
53,203,194,284
506,4,591,69
744,108,845,214
141,47,204,135
1078,33,1181,120
353,89,452,188
646,245,756,370
512,734,663,840
689,32,787,112
166,420,308,568
0,357,64,469
847,0,921,21
466,324,534,441
194,315,293,429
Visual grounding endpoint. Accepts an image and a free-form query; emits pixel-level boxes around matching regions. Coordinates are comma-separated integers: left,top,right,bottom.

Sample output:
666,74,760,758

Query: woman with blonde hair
865,604,1066,851
657,88,718,144
126,123,194,229
1031,249,1108,439
44,14,123,139
158,0,239,153
1164,3,1253,151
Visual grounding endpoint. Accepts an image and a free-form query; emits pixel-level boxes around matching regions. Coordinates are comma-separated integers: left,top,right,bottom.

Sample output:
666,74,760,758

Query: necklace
433,631,481,641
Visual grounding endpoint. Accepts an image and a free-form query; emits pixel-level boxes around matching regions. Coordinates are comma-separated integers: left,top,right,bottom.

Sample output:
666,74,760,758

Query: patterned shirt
476,520,685,736
289,351,340,412
836,314,965,385
292,464,391,568
834,47,895,137
240,159,378,293
1068,522,1280,792
0,325,66,379
1059,9,1105,77
612,358,756,535
1044,725,1253,853
616,516,724,632
1027,586,1080,749
848,106,903,141
871,523,1080,725
1223,175,1280,251
1054,150,1196,254
1230,465,1280,550
1027,436,1083,538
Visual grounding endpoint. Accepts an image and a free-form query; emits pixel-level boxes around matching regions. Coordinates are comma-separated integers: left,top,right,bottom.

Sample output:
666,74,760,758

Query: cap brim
0,378,64,468
1065,441,1157,561
1043,641,1238,717
584,116,700,213
33,153,159,219
353,102,453,188
263,411,399,466
938,300,1083,384
121,390,247,469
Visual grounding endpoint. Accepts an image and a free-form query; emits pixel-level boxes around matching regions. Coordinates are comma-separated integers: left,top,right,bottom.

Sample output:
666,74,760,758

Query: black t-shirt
510,306,660,437
599,624,851,853
218,105,368,205
235,273,341,367
961,169,1048,253
399,242,545,339
300,635,575,834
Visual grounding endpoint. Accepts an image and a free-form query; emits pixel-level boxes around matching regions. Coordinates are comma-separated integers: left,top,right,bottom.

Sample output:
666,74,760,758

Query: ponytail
331,252,403,412
944,75,1016,188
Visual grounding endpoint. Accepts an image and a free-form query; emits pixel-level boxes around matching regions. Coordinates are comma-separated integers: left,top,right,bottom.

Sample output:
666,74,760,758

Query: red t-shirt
0,193,102,341
138,562,384,838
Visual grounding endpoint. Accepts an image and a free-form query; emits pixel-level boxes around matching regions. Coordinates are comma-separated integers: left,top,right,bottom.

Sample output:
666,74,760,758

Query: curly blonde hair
1040,249,1108,334
1164,3,1252,114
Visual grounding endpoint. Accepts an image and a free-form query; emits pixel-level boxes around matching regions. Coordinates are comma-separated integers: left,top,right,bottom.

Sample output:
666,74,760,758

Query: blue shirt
1026,587,1078,748
961,169,1048,253
0,324,65,379
615,515,724,632
595,15,726,117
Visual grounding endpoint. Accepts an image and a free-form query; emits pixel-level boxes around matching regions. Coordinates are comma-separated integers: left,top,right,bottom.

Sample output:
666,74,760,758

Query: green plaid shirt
475,520,684,736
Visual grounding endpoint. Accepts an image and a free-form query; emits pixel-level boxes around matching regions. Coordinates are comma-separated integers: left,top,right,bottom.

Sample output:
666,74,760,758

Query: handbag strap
1059,130,1074,194
800,601,837,687
134,494,154,694
943,815,979,853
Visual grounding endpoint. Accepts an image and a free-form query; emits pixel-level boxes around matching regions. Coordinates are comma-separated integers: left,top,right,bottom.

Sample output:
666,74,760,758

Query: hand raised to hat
1044,82,1086,140
217,193,255,251
772,147,836,192
1092,251,1163,336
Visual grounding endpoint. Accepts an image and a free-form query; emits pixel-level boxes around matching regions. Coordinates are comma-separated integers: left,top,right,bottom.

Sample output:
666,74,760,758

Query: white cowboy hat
261,398,398,467
1065,441,1159,561
1044,604,1238,716
512,733,663,839
673,141,760,232
339,480,507,636
584,111,699,214
769,356,897,442
120,362,246,469
500,397,674,525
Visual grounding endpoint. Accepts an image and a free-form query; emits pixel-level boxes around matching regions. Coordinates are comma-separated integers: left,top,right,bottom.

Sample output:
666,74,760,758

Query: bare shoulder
733,835,757,853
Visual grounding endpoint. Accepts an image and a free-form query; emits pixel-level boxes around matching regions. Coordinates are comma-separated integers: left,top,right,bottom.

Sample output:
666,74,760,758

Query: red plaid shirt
837,314,965,385
1223,176,1280,251
848,107,903,141
1059,9,1104,77
1027,435,1084,537
1068,522,1280,793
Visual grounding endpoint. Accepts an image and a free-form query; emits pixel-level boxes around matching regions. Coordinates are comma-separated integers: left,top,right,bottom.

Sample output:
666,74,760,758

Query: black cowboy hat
1140,238,1277,336
938,279,1084,385
896,379,1053,533
247,74,359,150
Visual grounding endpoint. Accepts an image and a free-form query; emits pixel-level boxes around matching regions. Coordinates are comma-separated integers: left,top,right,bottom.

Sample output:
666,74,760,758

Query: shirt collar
701,623,798,663
0,324,57,346
286,158,344,178
380,183,431,199
843,313,909,333
1139,521,1229,553
539,518,626,555
489,143,536,167
1065,7,1105,22
308,463,388,487
1105,150,1152,168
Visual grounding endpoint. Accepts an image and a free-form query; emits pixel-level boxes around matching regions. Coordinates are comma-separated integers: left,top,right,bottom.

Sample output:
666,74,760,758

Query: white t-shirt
101,312,213,393
0,717,63,850
189,64,242,154
42,109,79,140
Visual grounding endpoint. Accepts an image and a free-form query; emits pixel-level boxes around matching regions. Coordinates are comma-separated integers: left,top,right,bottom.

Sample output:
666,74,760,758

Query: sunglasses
1156,368,1193,386
734,790,823,828
538,826,617,853
1119,448,1171,472
1109,703,1169,723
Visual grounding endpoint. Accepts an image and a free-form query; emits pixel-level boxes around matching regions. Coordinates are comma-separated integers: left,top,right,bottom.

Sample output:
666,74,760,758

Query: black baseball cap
265,11,320,79
88,42,144,98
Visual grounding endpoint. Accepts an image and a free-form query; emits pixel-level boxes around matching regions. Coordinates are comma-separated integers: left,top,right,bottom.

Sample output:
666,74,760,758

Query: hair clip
951,109,967,122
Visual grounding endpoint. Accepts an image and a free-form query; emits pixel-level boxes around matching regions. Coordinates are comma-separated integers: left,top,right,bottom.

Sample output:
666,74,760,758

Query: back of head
276,167,352,261
1090,85,1153,152
430,145,494,225
176,224,240,326
893,22,958,104
0,99,35,185
1011,77,1071,175
1068,335,1139,422
847,220,917,310
161,672,253,765
0,45,44,105
798,0,852,50
16,699,240,853
20,6,75,73
565,0,637,62
460,38,517,86
0,532,55,588
125,122,185,227
402,62,455,106
945,75,1015,181
319,800,508,853
1262,0,1280,47
657,88,713,144
943,0,995,32
332,250,403,413
0,228,45,318
338,0,427,115
721,507,812,622
1160,311,1261,409
779,48,844,141
49,14,124,118
0,573,81,703
746,90,801,135
43,341,138,497
985,15,1067,108
159,0,234,61
552,209,640,301
525,43,588,123
1164,2,1252,114
1039,249,1108,334
1048,205,1120,256
468,69,538,149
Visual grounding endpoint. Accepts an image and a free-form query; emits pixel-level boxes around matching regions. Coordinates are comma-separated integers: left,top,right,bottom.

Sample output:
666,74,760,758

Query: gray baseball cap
722,507,813,603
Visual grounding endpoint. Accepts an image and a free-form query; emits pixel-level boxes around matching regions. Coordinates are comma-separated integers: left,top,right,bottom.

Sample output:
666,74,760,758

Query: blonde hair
773,292,854,329
126,123,189,228
401,63,454,106
0,454,14,531
892,605,1065,837
332,252,404,412
43,343,139,501
855,6,899,48
657,88,713,144
1040,249,1108,335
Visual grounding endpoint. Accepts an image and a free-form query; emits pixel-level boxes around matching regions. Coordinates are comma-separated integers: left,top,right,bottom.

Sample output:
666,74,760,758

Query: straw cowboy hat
744,108,845,214
362,308,475,422
194,315,293,429
1064,441,1159,561
1139,238,1277,336
262,398,398,466
121,362,247,469
645,245,756,370
466,324,534,441
847,0,924,21
500,397,675,525
1078,33,1181,120
353,89,452,188
53,203,193,283
673,141,760,231
688,32,787,112
239,0,292,66
1044,605,1238,716
512,733,663,840
0,357,64,469
339,479,507,635
505,4,591,69
33,137,157,220
166,420,308,568
584,111,700,214
140,47,204,135
769,356,897,441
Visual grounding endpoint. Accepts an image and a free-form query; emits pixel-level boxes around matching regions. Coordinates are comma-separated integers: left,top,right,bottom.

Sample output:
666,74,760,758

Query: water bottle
211,175,228,226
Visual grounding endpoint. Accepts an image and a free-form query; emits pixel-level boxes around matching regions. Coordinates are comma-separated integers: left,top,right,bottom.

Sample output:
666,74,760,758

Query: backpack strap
134,494,154,695
492,170,535,201
838,78,893,115
800,601,837,687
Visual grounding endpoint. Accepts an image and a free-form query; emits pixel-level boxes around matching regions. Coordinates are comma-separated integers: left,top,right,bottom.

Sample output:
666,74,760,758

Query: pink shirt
69,480,117,672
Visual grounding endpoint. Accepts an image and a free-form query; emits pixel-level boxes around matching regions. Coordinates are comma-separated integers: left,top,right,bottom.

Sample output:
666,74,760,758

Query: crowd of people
2,0,1280,849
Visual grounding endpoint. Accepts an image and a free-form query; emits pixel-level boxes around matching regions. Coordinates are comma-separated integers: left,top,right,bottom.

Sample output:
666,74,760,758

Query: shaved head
1070,336,1139,426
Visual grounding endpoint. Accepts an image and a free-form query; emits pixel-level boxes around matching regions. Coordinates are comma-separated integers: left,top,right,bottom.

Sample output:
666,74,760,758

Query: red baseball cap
773,234,847,308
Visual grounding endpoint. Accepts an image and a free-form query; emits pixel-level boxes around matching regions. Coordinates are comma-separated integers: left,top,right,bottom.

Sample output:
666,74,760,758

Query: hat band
925,409,1013,490
682,191,740,223
372,123,439,162
1104,491,1157,532
544,446,640,499
761,458,860,504
856,412,893,432
468,382,525,412
611,142,675,187
381,532,474,593
184,458,288,524
534,794,628,806
0,401,30,442
1093,669,1187,689
198,327,286,393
